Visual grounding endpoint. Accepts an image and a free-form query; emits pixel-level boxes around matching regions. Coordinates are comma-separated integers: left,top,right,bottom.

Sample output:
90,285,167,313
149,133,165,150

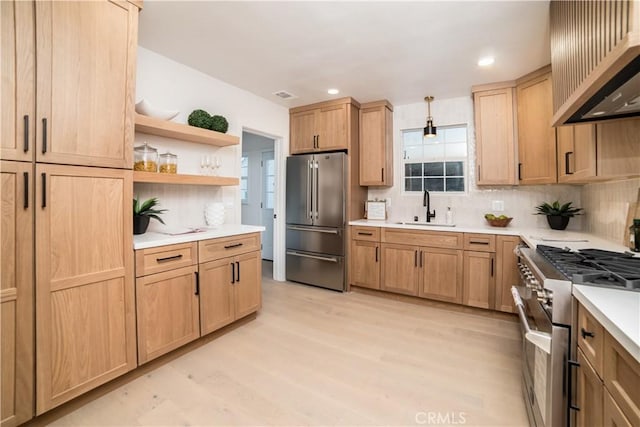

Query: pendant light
423,96,437,138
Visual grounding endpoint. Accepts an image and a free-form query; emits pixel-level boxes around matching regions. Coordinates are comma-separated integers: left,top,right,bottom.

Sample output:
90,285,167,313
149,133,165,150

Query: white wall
134,47,289,279
368,97,584,230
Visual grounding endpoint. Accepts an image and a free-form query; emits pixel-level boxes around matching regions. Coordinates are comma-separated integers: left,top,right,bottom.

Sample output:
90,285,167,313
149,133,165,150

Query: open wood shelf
134,113,239,147
133,171,239,186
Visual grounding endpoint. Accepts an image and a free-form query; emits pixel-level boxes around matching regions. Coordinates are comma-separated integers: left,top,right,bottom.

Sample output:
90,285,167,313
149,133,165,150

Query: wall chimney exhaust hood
550,0,640,126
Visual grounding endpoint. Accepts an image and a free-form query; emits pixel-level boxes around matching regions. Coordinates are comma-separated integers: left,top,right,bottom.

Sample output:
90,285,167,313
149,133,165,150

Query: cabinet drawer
578,303,604,378
463,233,496,252
604,332,640,427
382,228,462,249
351,226,380,242
135,242,197,277
199,233,261,263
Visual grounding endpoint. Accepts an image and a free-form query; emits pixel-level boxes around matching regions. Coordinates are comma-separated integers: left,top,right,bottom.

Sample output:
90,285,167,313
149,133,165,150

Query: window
240,156,248,203
402,124,468,193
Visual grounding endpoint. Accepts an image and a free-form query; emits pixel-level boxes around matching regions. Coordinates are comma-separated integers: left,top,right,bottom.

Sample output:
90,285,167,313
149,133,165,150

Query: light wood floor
50,274,528,426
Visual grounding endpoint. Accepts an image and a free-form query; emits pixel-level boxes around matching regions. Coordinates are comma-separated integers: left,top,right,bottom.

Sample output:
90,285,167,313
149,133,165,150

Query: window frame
401,124,469,195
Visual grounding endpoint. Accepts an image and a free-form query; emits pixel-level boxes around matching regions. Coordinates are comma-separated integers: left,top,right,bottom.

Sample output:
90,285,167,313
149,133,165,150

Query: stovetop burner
536,245,640,291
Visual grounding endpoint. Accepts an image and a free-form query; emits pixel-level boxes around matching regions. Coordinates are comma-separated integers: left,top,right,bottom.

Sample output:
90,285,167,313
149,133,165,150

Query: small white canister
204,202,225,227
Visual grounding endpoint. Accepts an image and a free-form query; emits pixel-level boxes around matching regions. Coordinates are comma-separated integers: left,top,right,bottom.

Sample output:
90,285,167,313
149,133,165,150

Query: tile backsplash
581,178,640,244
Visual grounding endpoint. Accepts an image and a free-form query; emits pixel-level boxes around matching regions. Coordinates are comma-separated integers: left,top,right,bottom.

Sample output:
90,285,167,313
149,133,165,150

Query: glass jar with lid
159,152,178,174
133,142,158,172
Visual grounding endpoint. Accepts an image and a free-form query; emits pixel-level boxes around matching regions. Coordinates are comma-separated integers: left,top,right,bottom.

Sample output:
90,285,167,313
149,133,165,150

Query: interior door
314,152,345,227
261,151,274,260
285,154,312,226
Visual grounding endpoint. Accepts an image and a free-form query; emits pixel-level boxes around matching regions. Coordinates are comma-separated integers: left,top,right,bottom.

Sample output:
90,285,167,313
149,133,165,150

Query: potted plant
534,200,583,230
133,197,167,235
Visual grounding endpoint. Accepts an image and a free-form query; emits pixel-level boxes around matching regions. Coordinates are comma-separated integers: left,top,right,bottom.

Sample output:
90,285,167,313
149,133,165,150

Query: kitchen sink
395,221,456,227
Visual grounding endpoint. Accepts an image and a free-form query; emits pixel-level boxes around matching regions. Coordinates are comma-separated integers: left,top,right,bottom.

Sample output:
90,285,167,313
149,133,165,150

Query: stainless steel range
512,244,640,427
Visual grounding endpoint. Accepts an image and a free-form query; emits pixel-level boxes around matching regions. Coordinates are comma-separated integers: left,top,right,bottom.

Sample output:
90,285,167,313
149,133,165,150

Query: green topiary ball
188,109,213,129
210,115,229,133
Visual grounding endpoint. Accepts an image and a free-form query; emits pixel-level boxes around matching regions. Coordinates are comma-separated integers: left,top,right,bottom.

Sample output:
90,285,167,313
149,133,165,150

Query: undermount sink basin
395,221,456,227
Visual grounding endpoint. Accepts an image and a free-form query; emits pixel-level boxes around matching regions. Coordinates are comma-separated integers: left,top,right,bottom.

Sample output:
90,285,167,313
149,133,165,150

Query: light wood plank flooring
50,276,528,426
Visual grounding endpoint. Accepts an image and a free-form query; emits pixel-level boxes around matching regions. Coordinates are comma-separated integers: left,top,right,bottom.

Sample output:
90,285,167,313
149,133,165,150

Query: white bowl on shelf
135,99,179,121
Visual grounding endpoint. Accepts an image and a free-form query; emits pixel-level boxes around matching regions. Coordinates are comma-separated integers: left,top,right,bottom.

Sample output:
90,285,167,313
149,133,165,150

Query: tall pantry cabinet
0,0,141,420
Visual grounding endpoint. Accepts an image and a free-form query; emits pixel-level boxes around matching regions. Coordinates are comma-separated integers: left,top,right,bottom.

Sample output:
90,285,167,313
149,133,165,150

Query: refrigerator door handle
286,225,339,235
307,159,313,219
314,160,319,220
286,251,339,263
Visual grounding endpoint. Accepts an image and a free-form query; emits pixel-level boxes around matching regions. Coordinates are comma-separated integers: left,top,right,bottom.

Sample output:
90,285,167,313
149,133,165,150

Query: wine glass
212,156,221,176
200,155,210,175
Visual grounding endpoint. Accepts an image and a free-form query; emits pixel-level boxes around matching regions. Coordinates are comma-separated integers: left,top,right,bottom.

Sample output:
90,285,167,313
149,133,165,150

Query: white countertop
133,224,265,250
573,285,640,363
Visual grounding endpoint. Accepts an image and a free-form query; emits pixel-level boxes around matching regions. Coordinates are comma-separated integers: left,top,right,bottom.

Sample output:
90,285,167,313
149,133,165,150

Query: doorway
241,131,276,278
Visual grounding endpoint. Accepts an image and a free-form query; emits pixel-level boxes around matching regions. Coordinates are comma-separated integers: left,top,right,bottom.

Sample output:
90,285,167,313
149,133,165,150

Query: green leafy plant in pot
133,197,167,235
534,200,583,230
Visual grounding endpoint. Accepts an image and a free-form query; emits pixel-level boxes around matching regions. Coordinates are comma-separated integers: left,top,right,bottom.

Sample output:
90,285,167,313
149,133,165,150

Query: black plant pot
547,215,570,230
133,215,150,235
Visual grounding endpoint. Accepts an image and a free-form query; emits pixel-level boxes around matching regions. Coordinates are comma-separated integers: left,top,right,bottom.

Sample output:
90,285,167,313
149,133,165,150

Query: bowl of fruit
484,213,513,227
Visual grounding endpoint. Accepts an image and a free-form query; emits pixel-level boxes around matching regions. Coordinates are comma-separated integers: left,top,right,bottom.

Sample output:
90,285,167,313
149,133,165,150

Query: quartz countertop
573,285,640,363
134,224,265,250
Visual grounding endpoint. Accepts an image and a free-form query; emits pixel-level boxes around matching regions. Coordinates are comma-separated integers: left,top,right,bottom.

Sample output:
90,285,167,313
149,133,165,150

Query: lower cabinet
495,235,520,313
576,348,604,426
134,234,262,364
419,248,463,304
380,243,420,296
463,251,495,309
200,251,262,335
350,239,380,290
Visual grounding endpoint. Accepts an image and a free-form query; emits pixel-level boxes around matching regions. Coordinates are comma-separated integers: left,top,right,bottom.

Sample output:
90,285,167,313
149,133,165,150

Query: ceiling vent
273,90,297,99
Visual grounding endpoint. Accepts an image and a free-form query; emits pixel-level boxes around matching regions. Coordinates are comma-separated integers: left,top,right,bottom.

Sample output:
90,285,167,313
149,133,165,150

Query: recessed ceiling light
591,111,606,116
478,56,495,67
327,88,339,95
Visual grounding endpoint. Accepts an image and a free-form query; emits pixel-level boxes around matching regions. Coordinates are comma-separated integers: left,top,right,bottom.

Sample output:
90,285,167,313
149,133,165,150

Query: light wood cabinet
516,68,557,185
35,164,136,414
1,0,35,163
604,389,633,427
136,266,200,364
419,247,464,304
359,100,393,186
349,226,381,290
494,235,520,313
380,243,420,296
289,98,359,154
472,85,517,185
577,303,604,377
576,348,604,427
35,0,138,168
463,251,495,309
1,161,34,427
556,124,597,183
604,331,640,427
597,119,640,180
199,251,261,335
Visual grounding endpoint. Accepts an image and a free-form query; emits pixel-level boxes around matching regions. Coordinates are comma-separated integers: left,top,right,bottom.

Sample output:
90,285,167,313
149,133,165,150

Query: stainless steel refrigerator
286,152,346,291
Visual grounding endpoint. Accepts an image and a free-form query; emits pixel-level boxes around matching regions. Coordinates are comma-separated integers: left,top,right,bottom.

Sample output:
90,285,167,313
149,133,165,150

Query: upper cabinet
516,68,557,185
1,0,35,163
550,0,640,125
556,124,597,183
472,85,517,185
35,1,138,168
289,97,360,154
597,119,640,179
359,100,393,186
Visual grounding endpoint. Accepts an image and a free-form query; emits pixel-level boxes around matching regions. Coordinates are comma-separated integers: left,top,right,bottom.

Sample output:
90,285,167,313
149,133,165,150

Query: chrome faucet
423,190,436,222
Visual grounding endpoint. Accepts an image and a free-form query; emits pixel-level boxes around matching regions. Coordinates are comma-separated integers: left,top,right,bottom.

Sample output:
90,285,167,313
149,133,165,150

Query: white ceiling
138,1,551,108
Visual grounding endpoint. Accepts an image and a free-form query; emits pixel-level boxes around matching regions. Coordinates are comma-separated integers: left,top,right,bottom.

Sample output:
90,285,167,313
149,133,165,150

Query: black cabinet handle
23,172,29,209
419,250,423,268
565,151,574,175
236,261,240,282
469,240,490,245
568,359,580,412
381,168,384,182
224,243,243,250
358,232,373,236
316,135,320,149
518,163,522,180
490,257,494,277
375,246,379,262
23,115,29,152
41,173,46,208
41,118,47,154
414,250,418,267
581,328,595,339
156,254,183,263
230,263,235,284
194,271,200,295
